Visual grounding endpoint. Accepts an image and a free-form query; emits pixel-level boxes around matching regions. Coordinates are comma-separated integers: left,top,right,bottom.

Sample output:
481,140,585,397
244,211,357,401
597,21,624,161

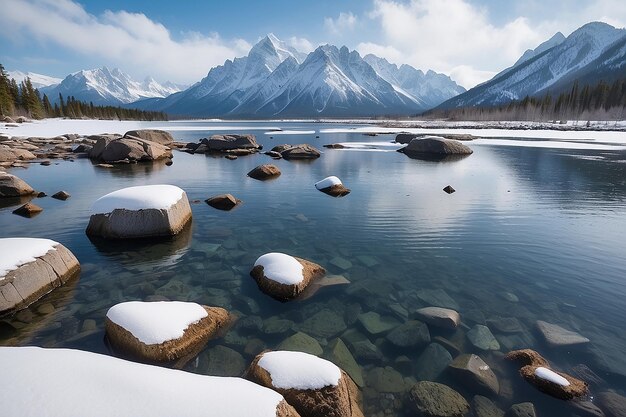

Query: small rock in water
358,311,400,335
415,289,460,310
409,381,470,417
36,303,55,315
597,391,626,417
443,185,455,194
165,159,173,165
449,353,500,395
13,202,43,218
414,343,453,381
205,194,241,211
506,402,536,417
277,332,323,356
40,160,51,166
326,338,364,387
36,192,46,198
386,320,431,347
300,309,346,338
467,325,500,351
225,155,237,160
536,320,590,347
486,317,524,334
473,395,505,417
415,306,460,329
204,345,245,377
330,256,352,270
51,191,71,200
501,292,519,302
367,366,405,393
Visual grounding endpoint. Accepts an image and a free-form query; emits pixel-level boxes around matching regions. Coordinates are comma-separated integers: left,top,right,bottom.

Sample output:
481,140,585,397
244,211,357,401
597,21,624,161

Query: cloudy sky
1,0,625,88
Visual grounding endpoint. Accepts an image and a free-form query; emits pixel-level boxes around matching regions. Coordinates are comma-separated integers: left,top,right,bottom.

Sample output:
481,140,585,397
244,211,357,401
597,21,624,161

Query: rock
12,202,43,218
408,381,470,417
298,274,350,300
0,145,36,162
250,253,326,301
86,185,192,239
2,116,16,123
536,320,590,347
415,289,460,310
105,302,230,363
367,366,405,393
399,137,473,157
323,144,346,149
40,160,51,166
165,159,173,165
326,338,364,388
204,345,246,377
349,339,383,362
433,336,463,356
443,185,456,194
358,312,400,336
569,401,606,417
414,343,453,381
203,134,260,151
449,354,500,395
473,395,504,417
506,403,536,417
467,325,501,351
263,317,295,335
205,194,241,211
278,332,323,356
415,307,460,329
330,256,352,270
225,154,238,160
0,238,80,315
386,320,431,347
0,172,35,197
505,349,588,400
89,136,171,163
395,133,419,144
248,164,281,180
246,350,364,417
265,151,282,159
486,317,524,334
95,163,114,168
300,309,347,339
73,144,93,154
597,391,626,417
280,144,321,160
51,191,71,201
315,176,350,197
124,129,174,146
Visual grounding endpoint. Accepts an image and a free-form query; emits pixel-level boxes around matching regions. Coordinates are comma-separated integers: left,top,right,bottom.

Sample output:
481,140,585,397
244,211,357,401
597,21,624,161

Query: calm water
2,121,626,416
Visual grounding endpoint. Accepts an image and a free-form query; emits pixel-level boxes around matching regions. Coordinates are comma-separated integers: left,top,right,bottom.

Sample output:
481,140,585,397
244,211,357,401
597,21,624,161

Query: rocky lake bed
1,118,626,416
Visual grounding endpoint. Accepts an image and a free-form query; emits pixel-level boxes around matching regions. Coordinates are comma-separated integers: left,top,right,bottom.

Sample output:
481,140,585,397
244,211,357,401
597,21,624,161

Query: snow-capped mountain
40,67,185,105
7,71,62,89
438,22,626,109
513,32,566,68
137,34,464,117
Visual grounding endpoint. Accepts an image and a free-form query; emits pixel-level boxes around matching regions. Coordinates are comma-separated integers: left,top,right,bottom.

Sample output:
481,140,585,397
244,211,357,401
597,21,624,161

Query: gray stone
386,320,431,347
597,391,626,417
247,164,281,180
449,354,499,395
124,129,174,146
506,403,536,417
367,366,405,393
278,332,323,356
415,289,460,310
330,256,353,270
409,381,470,417
279,144,321,159
89,136,171,163
473,395,504,417
0,172,35,197
358,312,400,336
569,401,606,417
536,320,590,347
415,307,460,329
203,134,259,151
204,345,245,377
326,338,364,387
300,309,346,338
400,137,473,156
263,317,294,335
467,325,500,351
486,317,524,334
414,343,453,381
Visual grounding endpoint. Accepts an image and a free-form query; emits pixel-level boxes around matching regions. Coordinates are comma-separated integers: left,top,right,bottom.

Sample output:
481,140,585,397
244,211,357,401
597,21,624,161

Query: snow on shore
106,301,208,345
0,238,58,279
91,185,185,214
0,346,285,417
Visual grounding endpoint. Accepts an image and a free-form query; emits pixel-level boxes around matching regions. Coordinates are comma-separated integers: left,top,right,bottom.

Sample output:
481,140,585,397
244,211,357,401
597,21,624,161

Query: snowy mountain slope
7,71,62,89
514,32,566,67
39,67,185,106
437,22,626,109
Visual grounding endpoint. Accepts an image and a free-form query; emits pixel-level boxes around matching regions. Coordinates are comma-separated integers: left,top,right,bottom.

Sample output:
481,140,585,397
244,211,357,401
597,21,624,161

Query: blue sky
1,0,625,88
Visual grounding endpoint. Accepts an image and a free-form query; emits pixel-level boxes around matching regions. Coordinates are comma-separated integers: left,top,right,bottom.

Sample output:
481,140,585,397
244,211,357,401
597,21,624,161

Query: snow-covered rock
0,238,80,315
86,185,192,239
0,346,299,417
535,367,570,386
250,253,326,301
246,350,364,417
314,176,350,197
105,301,230,362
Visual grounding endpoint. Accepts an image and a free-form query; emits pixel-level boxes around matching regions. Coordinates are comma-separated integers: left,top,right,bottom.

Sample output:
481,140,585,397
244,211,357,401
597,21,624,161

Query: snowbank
534,367,570,386
258,351,341,390
91,185,184,214
264,130,316,135
253,253,304,285
0,238,58,279
315,176,342,190
0,347,288,417
106,301,208,345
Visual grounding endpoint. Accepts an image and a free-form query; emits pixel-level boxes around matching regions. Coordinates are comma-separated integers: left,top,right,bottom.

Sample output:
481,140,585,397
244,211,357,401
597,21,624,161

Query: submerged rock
473,395,505,417
506,402,536,417
367,366,405,393
278,332,323,356
358,312,400,336
449,354,500,395
597,391,626,417
300,309,347,339
415,307,460,329
408,381,470,417
467,325,500,351
414,343,453,381
326,338,364,388
386,320,431,347
536,320,590,347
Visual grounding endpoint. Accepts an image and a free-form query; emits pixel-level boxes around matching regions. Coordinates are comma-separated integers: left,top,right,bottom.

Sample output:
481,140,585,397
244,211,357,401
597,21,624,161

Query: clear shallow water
1,121,626,416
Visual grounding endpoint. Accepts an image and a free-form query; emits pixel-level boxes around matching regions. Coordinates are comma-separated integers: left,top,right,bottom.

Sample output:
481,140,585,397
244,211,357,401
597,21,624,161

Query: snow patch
258,351,342,390
0,347,284,417
315,176,342,190
106,301,208,345
263,130,316,135
0,238,58,279
91,185,185,214
534,367,570,386
254,253,304,285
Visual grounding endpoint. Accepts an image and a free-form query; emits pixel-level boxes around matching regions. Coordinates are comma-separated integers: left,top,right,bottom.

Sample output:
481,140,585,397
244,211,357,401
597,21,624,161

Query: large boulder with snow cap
0,347,300,417
250,253,326,301
105,301,230,362
124,129,174,146
315,176,350,197
0,238,80,315
86,184,192,239
246,350,364,417
0,172,35,197
399,136,473,157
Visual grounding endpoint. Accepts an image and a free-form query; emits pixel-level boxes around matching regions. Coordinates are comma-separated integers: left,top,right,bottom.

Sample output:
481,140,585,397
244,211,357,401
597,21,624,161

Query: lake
1,120,626,416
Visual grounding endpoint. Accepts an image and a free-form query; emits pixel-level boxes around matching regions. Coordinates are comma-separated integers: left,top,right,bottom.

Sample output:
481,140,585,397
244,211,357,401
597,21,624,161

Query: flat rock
415,307,460,329
358,311,400,335
400,137,473,156
506,403,536,417
536,320,590,347
467,325,500,351
414,343,453,381
300,309,347,338
486,317,524,334
330,256,352,270
597,391,626,417
415,289,460,310
277,332,323,356
449,354,500,395
386,320,431,347
408,381,470,417
205,345,246,377
124,129,174,146
203,134,259,151
13,202,43,218
280,144,321,160
367,366,405,393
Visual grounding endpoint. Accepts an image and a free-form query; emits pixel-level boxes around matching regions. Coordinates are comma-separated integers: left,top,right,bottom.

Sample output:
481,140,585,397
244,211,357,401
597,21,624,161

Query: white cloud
288,36,315,53
449,66,497,90
357,0,556,88
324,12,358,35
0,0,250,83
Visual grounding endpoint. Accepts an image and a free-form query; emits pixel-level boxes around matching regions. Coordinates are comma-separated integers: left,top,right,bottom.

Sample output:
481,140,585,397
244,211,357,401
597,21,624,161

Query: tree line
0,63,167,121
425,78,626,122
